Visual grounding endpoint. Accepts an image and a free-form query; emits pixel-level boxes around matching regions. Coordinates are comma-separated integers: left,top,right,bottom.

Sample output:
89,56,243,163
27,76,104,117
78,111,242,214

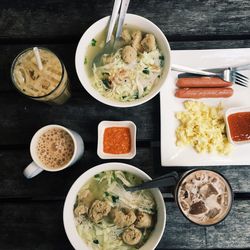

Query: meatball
88,200,111,224
112,208,136,228
121,29,131,43
121,45,137,64
74,204,88,217
77,189,95,210
141,34,156,52
135,211,153,228
131,30,143,51
122,225,142,246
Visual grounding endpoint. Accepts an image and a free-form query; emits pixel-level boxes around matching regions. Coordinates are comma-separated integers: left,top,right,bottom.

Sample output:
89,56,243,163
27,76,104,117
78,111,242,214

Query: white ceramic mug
24,124,84,179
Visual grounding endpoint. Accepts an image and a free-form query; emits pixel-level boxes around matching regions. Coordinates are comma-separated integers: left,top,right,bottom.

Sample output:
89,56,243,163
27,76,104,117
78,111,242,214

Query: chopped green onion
91,38,97,46
159,55,164,60
159,55,164,67
93,239,99,244
112,195,119,203
142,68,150,74
102,79,112,89
104,191,109,197
94,174,100,178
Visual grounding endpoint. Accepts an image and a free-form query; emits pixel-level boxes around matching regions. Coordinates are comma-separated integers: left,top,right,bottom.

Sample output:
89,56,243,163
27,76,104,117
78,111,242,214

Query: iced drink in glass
11,47,70,104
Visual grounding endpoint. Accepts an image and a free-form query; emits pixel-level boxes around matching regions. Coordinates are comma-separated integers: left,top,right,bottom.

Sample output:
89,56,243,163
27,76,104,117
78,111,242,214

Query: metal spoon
113,0,130,50
92,0,122,67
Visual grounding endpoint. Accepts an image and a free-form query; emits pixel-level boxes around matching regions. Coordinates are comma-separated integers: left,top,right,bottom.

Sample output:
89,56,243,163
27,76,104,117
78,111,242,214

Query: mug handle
23,162,43,179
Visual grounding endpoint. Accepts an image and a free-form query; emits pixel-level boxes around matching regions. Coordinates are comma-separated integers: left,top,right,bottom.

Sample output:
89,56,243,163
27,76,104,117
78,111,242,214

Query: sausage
175,88,233,98
176,77,232,88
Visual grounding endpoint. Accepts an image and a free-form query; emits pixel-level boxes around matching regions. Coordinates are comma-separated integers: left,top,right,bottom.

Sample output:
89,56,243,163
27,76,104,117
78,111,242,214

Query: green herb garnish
142,68,150,74
93,239,99,244
94,174,100,178
159,55,164,60
104,191,109,197
133,91,139,99
102,79,112,89
159,55,164,67
84,57,87,65
91,38,97,46
112,195,119,203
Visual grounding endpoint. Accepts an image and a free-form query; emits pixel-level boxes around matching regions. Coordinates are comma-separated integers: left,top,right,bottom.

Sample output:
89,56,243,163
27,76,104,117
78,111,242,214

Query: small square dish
225,106,250,145
97,121,136,159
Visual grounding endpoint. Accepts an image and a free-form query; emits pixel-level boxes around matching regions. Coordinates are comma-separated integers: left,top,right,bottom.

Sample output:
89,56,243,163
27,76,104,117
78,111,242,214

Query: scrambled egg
175,101,231,154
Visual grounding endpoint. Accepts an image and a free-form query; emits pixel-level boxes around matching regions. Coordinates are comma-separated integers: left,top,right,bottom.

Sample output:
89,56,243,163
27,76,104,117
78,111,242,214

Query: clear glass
11,47,71,105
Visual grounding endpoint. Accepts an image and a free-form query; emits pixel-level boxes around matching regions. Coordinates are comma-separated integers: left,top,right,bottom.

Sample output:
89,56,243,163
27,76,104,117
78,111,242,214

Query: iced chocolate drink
11,47,70,104
177,170,233,225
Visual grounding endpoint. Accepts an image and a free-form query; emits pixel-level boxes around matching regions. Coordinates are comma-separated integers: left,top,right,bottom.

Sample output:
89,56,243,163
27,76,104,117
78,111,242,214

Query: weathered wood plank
0,0,250,40
158,200,250,249
0,92,160,145
0,201,72,250
0,200,249,250
0,148,250,198
0,147,154,198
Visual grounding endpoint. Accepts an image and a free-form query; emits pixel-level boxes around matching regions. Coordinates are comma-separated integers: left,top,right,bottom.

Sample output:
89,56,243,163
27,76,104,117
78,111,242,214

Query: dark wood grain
1,148,250,198
1,0,250,249
0,0,250,41
158,200,250,249
0,92,160,145
0,147,154,198
0,201,72,250
0,200,249,250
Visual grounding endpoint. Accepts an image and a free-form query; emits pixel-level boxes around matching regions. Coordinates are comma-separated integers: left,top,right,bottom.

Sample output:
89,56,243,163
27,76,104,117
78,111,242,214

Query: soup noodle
74,170,157,250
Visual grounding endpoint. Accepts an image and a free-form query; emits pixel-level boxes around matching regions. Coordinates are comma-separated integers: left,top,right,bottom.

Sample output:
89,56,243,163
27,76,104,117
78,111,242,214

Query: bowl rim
75,13,171,108
63,162,166,250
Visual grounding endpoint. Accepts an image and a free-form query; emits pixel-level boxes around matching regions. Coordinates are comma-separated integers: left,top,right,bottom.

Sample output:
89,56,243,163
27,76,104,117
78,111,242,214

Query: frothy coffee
177,170,232,225
37,128,74,169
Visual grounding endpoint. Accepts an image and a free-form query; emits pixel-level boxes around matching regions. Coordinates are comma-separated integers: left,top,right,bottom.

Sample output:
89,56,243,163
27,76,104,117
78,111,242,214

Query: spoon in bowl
92,0,130,67
124,171,179,192
92,0,122,67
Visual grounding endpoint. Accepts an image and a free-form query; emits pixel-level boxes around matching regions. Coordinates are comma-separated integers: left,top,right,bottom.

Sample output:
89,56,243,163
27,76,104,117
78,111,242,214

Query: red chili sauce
103,127,131,154
228,112,250,142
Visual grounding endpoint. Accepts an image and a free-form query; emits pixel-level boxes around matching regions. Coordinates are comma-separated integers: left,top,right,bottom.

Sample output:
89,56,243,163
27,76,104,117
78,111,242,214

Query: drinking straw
33,47,43,70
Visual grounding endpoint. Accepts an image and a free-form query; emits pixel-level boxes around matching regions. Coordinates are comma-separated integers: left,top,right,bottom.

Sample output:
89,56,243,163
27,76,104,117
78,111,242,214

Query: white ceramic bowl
75,14,171,107
225,106,250,145
97,120,136,159
63,162,166,250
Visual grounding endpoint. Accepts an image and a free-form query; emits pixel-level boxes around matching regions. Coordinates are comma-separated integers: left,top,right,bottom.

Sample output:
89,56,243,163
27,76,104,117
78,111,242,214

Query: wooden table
1,0,250,249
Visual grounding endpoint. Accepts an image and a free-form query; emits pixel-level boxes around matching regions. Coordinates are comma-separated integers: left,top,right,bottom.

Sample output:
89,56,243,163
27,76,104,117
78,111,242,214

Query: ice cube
206,208,220,218
200,183,218,199
189,200,207,215
217,194,222,204
180,200,189,211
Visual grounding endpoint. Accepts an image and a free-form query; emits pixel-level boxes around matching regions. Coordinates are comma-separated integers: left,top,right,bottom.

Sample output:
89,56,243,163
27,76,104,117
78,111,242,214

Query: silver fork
172,64,249,87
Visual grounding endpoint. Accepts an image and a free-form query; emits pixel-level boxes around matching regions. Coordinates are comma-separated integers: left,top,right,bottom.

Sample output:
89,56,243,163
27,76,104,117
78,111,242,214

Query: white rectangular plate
160,48,250,166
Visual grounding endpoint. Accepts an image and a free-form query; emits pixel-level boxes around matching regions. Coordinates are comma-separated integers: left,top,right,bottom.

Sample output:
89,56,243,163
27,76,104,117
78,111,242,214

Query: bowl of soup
63,162,166,250
75,14,171,107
